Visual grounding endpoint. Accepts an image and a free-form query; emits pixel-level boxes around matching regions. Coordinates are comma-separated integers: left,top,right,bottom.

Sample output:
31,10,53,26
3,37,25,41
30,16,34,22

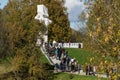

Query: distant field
54,73,107,80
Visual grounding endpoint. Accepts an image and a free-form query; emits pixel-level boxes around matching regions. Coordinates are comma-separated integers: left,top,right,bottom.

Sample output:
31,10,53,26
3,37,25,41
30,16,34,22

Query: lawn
0,48,108,80
40,48,95,65
66,48,117,66
66,48,97,65
0,57,13,80
41,53,49,63
41,47,105,66
40,48,98,66
54,73,107,80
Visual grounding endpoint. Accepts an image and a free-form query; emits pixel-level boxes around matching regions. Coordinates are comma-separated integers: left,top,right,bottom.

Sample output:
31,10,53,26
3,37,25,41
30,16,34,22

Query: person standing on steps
54,47,58,60
66,56,71,71
85,65,89,75
78,64,82,74
58,47,62,60
93,65,96,76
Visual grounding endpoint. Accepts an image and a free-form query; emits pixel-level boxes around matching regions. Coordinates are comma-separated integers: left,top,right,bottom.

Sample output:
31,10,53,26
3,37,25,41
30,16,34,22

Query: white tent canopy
35,4,52,26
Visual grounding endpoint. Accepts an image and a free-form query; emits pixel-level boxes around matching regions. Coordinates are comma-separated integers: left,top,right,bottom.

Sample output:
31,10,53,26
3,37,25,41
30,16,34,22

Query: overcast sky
65,0,84,22
65,0,85,30
0,0,85,30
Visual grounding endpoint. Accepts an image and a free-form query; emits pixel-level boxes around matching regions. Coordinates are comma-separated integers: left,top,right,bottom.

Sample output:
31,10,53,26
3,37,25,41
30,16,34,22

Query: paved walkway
40,45,107,78
40,46,54,65
49,56,107,78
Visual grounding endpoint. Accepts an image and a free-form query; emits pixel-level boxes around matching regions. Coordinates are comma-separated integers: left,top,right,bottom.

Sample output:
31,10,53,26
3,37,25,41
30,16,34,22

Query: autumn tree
85,0,120,79
40,0,72,42
0,9,9,58
2,0,53,79
0,9,4,58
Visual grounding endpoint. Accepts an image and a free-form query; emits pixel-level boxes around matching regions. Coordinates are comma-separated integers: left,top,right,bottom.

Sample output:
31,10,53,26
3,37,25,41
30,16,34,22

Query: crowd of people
43,42,97,76
43,42,117,78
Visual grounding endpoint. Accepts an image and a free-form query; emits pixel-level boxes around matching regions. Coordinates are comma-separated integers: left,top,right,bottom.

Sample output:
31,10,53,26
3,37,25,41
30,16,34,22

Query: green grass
40,48,96,65
66,48,97,65
40,53,49,63
54,73,107,80
0,57,12,77
66,48,117,65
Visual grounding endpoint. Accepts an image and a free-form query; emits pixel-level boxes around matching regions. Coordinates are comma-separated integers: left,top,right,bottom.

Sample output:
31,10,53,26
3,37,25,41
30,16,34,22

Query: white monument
35,4,52,26
35,5,52,45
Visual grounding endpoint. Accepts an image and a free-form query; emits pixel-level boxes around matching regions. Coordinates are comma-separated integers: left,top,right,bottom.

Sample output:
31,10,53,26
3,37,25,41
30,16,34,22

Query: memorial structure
35,5,52,45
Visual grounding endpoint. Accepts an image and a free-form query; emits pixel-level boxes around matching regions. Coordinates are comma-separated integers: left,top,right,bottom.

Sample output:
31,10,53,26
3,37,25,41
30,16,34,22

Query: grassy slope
66,48,97,65
0,52,49,79
0,48,108,80
41,48,97,65
54,73,106,80
66,48,117,65
41,53,49,63
53,48,107,80
0,58,12,74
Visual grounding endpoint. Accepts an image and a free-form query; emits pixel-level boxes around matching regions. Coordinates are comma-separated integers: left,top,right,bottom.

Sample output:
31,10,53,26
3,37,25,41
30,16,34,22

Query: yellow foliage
100,62,103,65
113,47,117,51
102,55,105,58
90,58,93,62
105,60,107,64
86,0,119,79
97,17,101,21
109,18,113,22
108,26,113,34
104,36,109,42
116,39,119,43
89,32,92,37
97,27,101,33
117,30,120,36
